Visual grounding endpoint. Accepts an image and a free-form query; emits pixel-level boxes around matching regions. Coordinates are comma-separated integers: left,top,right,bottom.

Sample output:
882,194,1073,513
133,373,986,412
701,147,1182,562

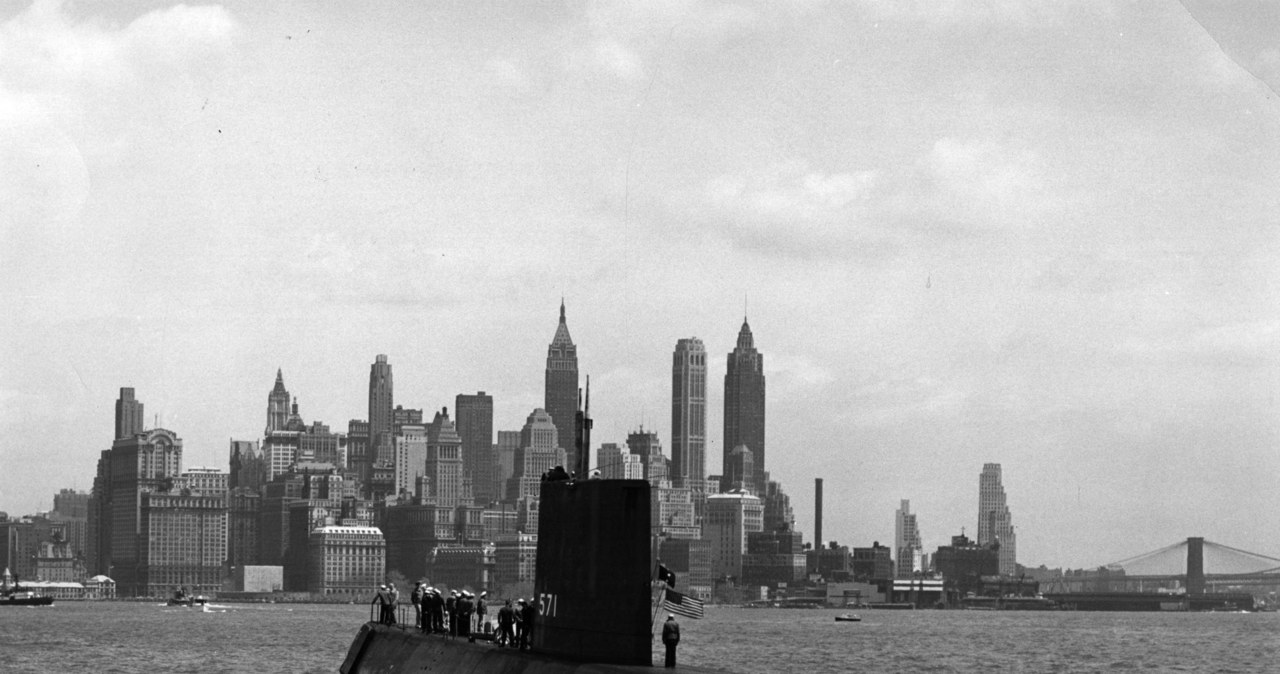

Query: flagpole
650,558,666,634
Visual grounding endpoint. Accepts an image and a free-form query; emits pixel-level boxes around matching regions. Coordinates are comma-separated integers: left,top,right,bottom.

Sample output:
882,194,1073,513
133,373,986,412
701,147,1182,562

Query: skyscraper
977,463,1017,575
455,392,495,504
114,387,144,440
895,499,922,577
266,369,291,434
103,427,185,596
671,338,707,490
723,318,765,494
425,408,469,508
544,301,579,470
368,352,391,465
506,409,567,501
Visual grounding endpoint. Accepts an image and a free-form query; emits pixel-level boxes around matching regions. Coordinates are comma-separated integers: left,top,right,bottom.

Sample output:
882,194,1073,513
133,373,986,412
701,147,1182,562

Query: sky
1,0,1277,571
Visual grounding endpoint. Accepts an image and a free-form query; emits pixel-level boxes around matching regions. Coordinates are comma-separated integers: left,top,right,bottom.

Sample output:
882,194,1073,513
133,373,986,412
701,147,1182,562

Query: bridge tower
1186,537,1205,595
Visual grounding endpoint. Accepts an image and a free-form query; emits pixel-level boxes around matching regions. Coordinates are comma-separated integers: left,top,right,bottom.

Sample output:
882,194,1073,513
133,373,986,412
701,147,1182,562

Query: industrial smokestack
815,477,824,547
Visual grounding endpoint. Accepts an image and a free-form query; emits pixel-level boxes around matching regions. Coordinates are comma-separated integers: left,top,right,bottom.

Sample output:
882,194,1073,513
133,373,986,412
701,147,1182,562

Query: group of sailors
371,582,536,649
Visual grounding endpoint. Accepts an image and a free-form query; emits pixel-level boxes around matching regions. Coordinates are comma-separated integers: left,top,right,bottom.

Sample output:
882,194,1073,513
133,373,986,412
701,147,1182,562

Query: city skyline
3,2,1278,570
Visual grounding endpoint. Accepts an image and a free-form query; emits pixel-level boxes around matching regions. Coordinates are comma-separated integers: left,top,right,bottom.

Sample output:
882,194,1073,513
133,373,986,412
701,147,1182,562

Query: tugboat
339,389,730,673
166,587,208,607
2,568,54,607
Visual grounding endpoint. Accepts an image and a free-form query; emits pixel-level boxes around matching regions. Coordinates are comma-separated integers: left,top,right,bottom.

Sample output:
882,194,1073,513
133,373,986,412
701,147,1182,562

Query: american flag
662,588,704,620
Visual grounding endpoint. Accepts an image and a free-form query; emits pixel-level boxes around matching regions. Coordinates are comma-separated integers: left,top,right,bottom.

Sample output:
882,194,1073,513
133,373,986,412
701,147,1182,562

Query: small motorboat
834,613,862,622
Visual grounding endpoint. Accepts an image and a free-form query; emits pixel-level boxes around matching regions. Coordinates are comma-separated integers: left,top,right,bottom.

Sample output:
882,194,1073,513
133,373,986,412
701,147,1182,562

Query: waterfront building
0,517,39,582
851,542,894,583
506,409,567,502
742,526,806,590
103,427,184,596
394,424,428,498
368,354,395,466
977,463,1017,575
428,543,494,591
704,490,764,582
114,387,144,440
544,301,580,470
88,453,109,575
139,489,227,596
228,487,261,566
807,541,853,582
492,533,537,590
455,392,496,504
934,532,999,597
308,525,385,595
50,489,89,561
657,537,713,599
723,319,766,494
895,499,923,578
224,565,283,593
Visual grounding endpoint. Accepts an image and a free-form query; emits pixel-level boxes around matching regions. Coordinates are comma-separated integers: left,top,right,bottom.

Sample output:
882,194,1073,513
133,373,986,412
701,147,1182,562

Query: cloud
922,137,1047,227
696,159,879,253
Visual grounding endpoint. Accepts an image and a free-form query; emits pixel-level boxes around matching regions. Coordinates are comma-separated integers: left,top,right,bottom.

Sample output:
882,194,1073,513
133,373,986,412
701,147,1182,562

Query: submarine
339,388,731,673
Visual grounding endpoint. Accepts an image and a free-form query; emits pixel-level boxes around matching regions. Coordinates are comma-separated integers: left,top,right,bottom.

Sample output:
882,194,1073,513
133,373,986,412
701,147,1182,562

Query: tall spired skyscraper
368,354,394,456
723,318,765,494
671,338,707,490
266,369,291,434
977,463,1017,575
544,301,579,470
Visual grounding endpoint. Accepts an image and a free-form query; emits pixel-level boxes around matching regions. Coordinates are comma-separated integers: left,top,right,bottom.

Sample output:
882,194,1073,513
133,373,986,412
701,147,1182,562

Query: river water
1,602,1276,673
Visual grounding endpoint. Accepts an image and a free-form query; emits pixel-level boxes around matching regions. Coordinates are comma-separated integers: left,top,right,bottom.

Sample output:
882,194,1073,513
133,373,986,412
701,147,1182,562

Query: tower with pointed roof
266,369,291,435
544,300,579,470
723,317,766,494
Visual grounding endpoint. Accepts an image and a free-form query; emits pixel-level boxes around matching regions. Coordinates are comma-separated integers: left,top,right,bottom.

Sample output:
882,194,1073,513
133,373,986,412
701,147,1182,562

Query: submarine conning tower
533,478,653,666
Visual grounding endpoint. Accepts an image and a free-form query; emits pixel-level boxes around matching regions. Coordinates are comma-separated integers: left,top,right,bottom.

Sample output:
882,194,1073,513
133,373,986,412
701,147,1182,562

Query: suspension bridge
1042,538,1279,610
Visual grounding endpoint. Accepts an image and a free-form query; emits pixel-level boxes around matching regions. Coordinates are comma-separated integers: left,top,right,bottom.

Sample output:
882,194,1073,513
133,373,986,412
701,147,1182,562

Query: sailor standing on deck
662,614,680,668
427,588,443,633
411,581,425,630
497,600,515,646
372,585,389,624
446,591,458,637
519,597,536,650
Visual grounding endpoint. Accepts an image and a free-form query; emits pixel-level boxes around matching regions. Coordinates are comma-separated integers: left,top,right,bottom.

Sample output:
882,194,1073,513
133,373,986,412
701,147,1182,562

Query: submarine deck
340,622,731,673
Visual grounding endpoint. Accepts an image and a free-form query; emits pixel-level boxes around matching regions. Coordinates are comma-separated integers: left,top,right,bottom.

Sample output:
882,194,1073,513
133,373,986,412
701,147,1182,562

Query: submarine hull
340,622,729,673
